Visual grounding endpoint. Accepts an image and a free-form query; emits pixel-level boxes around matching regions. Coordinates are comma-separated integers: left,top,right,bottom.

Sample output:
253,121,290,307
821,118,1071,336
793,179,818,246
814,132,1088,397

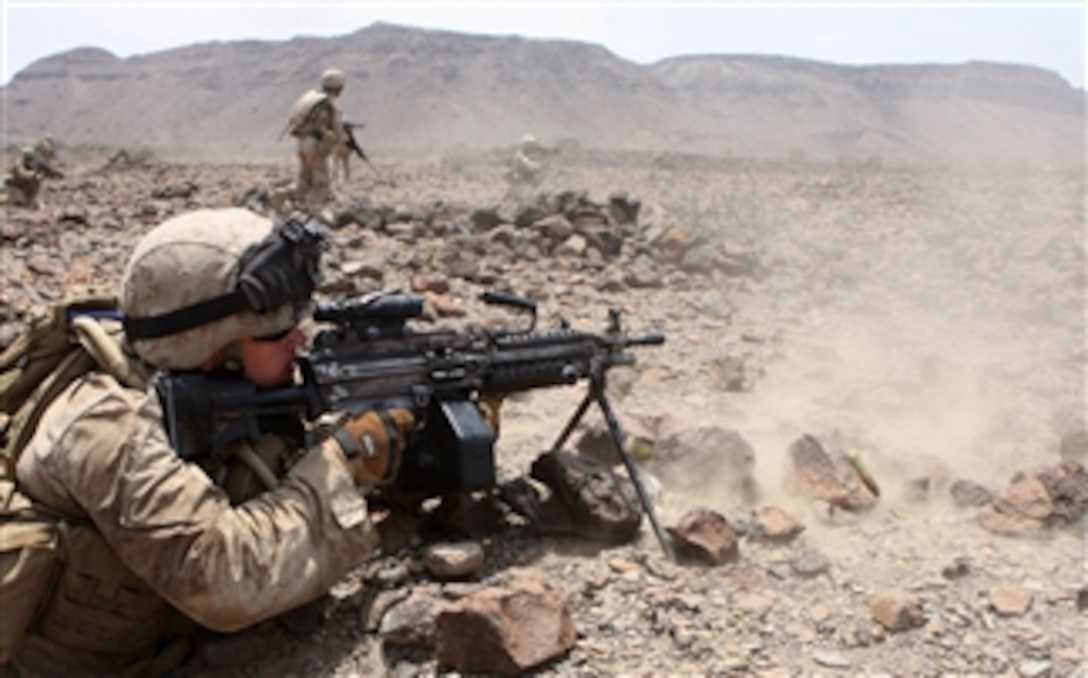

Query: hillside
2,22,1083,168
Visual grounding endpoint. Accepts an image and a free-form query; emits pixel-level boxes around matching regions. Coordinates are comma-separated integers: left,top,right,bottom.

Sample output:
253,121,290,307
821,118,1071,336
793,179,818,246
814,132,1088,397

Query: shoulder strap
70,316,149,390
2,316,149,469
2,347,96,468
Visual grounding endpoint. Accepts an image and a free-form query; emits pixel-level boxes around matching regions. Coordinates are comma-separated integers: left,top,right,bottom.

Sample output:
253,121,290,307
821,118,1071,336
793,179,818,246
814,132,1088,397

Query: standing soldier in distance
3,146,62,210
504,133,548,204
287,68,347,209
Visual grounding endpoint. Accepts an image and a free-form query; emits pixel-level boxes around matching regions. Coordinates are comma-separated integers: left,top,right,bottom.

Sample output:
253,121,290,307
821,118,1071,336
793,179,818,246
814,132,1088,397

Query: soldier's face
239,326,306,388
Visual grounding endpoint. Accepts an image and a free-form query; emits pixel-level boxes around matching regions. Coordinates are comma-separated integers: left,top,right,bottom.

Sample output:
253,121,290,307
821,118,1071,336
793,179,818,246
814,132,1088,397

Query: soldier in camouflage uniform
3,147,60,209
504,134,548,203
287,68,347,209
8,207,416,674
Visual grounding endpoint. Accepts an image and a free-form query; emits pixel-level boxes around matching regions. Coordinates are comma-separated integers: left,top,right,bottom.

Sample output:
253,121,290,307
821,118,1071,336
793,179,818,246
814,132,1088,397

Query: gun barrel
625,331,666,347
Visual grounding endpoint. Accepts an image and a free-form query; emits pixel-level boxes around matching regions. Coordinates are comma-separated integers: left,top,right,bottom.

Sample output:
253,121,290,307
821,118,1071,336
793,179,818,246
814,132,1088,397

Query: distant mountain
2,22,1083,168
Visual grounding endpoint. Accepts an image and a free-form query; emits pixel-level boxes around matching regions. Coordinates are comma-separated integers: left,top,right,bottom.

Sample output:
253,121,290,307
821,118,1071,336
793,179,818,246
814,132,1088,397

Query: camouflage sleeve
22,373,379,632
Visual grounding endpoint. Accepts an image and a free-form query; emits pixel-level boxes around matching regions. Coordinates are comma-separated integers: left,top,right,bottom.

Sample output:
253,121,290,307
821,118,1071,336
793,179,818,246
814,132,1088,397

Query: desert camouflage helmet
120,208,307,369
321,68,346,91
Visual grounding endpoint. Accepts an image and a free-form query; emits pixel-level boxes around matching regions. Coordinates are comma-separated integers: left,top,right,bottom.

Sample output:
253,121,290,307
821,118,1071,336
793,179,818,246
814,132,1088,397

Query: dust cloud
646,161,1084,516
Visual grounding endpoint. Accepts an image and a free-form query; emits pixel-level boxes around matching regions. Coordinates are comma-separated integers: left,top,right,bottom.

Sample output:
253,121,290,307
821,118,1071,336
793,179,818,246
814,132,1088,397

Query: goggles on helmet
123,215,327,341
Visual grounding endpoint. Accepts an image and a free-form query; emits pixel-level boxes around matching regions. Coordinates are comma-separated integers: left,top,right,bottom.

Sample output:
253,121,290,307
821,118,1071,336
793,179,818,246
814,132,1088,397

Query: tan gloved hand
333,408,415,486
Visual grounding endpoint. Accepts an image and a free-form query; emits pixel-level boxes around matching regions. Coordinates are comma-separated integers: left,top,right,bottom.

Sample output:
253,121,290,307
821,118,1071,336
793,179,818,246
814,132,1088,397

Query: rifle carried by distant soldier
25,154,63,180
336,121,381,181
154,288,673,557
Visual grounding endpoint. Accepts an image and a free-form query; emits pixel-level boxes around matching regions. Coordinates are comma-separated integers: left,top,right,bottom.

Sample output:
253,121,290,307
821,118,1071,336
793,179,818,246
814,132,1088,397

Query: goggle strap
122,289,250,341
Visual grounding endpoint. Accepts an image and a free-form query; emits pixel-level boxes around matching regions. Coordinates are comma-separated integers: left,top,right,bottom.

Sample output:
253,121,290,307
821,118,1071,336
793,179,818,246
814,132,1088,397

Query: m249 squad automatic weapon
155,290,674,557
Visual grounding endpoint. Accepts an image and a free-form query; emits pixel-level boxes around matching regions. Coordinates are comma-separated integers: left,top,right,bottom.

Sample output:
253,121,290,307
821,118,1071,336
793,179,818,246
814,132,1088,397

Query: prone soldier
3,208,448,673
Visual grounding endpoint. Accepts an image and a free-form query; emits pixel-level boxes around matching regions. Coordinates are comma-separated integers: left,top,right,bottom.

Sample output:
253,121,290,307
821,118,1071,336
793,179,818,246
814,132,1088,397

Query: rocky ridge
3,22,1084,168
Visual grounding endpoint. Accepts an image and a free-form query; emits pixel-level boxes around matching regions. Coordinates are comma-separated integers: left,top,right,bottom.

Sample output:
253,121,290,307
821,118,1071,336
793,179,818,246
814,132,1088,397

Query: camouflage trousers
296,136,332,207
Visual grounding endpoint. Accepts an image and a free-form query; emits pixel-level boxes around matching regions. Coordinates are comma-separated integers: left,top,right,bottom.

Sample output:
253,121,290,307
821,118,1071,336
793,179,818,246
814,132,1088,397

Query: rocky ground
2,147,1085,676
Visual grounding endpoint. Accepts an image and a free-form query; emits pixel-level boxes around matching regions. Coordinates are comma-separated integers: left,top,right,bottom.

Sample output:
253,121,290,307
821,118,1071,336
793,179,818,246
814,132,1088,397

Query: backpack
287,90,332,138
0,286,147,664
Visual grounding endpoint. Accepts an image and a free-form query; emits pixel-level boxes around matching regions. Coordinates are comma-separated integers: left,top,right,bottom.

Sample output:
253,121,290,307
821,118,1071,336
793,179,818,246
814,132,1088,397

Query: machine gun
155,290,673,557
341,121,379,176
25,155,63,180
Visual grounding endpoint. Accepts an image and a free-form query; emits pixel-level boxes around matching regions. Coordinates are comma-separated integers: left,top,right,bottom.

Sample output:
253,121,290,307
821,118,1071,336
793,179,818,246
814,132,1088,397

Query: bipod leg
548,389,595,452
547,380,675,561
592,382,676,562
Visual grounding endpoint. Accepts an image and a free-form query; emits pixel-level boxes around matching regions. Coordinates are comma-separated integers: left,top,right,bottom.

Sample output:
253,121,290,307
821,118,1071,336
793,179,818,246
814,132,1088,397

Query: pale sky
1,1,1085,89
